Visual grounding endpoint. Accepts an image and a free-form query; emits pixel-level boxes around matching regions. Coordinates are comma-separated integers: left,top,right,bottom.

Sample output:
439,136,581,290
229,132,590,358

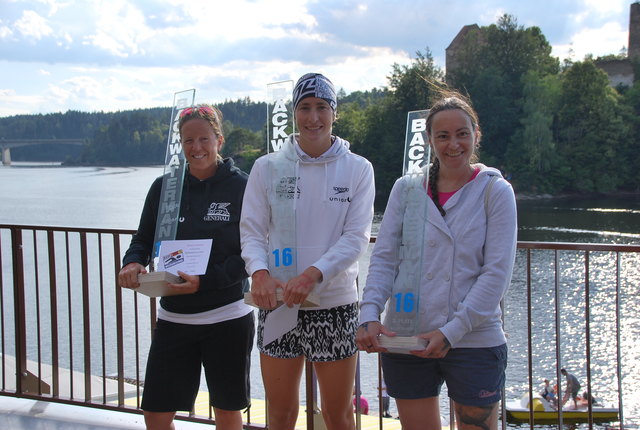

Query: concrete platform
0,397,214,430
0,354,420,430
0,354,139,402
1,395,409,430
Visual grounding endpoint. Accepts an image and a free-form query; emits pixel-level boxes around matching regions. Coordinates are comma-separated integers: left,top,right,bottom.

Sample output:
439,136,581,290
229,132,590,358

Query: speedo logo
330,186,351,203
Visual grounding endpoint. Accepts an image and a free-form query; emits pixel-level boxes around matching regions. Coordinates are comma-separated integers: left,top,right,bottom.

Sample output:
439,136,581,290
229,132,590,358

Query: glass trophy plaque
259,80,304,343
381,110,431,351
151,89,195,270
267,168,298,283
266,80,298,283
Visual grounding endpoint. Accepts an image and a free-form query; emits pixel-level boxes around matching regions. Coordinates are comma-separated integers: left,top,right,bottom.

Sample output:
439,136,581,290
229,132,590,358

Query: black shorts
381,344,507,406
141,312,255,412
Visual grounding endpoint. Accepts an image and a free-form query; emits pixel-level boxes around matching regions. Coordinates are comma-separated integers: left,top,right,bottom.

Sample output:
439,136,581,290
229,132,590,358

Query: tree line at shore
2,15,639,209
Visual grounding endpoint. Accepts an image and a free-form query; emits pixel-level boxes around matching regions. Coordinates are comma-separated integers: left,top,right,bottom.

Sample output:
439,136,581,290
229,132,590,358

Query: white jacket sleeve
239,158,270,276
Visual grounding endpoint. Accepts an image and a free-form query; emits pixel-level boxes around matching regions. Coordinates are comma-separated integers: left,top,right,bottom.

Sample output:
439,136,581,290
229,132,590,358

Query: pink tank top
427,167,480,206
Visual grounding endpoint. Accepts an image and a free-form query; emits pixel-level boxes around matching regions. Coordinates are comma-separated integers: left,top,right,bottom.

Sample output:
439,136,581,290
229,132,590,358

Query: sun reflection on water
504,249,640,428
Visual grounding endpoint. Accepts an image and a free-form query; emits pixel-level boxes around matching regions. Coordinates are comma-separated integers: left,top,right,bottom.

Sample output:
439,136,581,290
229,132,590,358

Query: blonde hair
178,104,224,160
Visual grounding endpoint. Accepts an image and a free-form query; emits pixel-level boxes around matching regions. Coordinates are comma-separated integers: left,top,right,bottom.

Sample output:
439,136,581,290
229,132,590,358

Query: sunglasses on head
180,106,215,117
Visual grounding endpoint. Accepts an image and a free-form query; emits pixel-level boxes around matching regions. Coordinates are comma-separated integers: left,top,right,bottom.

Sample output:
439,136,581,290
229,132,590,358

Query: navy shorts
258,303,358,362
141,312,255,412
381,344,507,406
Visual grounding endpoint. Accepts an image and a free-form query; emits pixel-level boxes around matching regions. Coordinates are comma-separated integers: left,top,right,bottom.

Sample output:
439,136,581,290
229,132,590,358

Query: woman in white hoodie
356,91,517,430
240,73,375,430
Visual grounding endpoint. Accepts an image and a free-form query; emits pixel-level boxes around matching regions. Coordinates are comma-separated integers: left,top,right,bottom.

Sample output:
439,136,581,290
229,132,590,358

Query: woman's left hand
411,330,451,359
283,267,322,307
169,271,200,295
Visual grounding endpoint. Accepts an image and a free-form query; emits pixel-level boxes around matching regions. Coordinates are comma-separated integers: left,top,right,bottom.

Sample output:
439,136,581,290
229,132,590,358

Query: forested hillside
2,14,639,208
0,102,266,167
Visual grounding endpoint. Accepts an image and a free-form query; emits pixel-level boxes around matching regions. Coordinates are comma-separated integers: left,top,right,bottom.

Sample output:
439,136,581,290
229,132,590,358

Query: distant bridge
0,138,86,166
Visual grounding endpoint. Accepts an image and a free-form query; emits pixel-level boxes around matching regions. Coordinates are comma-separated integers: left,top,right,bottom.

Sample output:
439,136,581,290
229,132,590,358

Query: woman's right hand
118,262,146,289
356,321,395,353
250,270,284,310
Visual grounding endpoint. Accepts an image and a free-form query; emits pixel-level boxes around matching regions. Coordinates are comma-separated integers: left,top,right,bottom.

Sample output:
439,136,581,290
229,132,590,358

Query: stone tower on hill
594,1,638,87
445,24,481,85
446,2,639,87
629,1,640,60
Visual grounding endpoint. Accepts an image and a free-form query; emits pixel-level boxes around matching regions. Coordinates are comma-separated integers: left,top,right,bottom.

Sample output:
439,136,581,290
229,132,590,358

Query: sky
0,0,635,117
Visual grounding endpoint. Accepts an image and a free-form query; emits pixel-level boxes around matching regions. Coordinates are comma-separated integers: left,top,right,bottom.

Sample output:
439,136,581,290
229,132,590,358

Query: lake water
2,163,638,241
1,163,639,427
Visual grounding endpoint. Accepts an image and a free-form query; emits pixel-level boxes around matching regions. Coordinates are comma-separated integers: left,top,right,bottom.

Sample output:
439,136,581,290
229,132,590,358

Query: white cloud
81,0,150,57
0,89,16,97
323,48,410,94
57,31,72,47
0,91,49,117
84,32,131,58
45,73,152,112
175,0,315,41
582,0,625,15
35,0,70,16
0,24,14,39
485,7,509,22
553,21,628,60
0,0,634,116
14,10,53,39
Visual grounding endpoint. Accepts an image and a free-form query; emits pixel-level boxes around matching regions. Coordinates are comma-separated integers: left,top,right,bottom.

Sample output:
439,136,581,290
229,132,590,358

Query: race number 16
272,247,293,267
393,292,415,313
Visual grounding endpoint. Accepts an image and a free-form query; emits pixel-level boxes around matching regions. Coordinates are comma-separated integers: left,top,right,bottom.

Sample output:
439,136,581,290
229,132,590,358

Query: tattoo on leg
456,403,496,430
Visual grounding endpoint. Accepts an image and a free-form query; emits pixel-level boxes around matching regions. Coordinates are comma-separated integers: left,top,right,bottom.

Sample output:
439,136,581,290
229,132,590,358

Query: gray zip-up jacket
360,165,517,348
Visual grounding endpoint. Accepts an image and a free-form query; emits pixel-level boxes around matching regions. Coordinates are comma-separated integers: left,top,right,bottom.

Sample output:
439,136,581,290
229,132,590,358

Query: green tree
468,66,514,168
620,73,640,189
79,111,167,165
354,49,444,208
333,101,367,150
223,127,262,157
506,71,563,192
449,15,559,169
556,61,629,192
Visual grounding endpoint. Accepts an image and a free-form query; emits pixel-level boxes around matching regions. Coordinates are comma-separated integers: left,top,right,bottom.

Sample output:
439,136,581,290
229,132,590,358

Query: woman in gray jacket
356,90,517,430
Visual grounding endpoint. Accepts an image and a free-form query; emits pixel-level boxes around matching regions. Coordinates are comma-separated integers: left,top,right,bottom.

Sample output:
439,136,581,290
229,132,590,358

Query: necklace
437,167,476,193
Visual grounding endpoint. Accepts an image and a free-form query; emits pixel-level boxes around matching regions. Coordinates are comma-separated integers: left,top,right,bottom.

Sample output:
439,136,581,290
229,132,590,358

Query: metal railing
1,223,639,429
511,242,640,430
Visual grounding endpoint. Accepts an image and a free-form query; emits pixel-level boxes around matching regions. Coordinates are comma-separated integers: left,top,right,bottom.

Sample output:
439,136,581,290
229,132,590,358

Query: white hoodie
240,134,375,309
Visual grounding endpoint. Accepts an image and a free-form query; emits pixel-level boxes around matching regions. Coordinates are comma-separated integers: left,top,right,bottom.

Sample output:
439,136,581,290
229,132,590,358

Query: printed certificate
157,239,213,275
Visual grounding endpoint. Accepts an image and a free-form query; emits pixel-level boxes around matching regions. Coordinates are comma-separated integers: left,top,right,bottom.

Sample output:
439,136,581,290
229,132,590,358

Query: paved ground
1,395,410,430
0,397,213,430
